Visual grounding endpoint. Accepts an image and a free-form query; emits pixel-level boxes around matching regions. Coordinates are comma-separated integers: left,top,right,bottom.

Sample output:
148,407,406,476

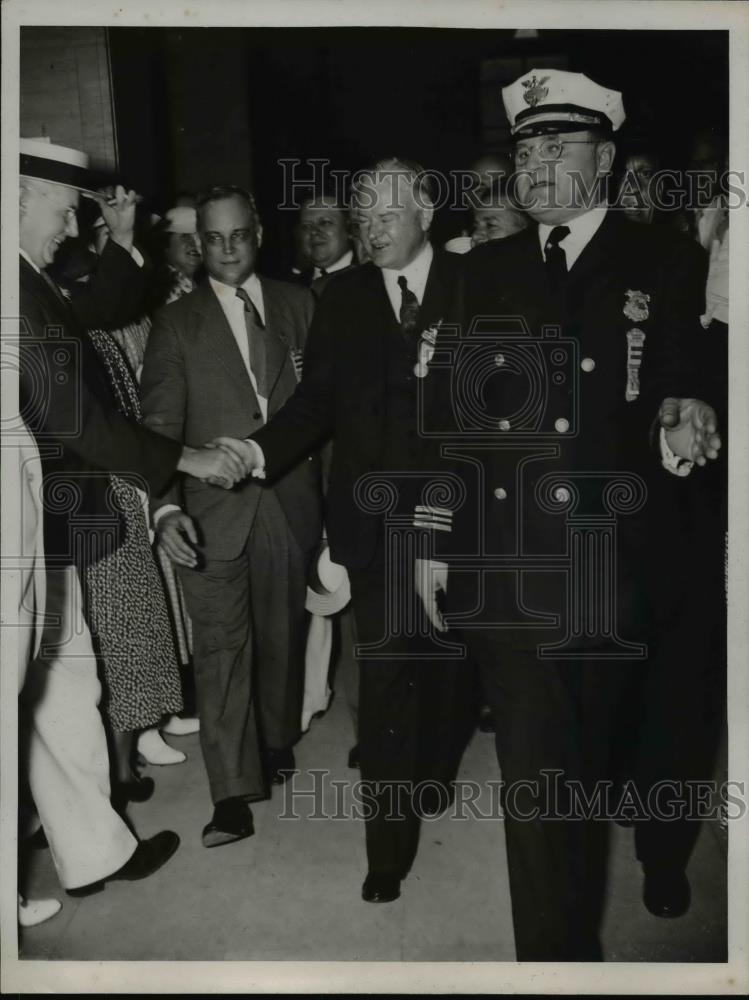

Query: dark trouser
179,491,310,804
348,559,476,878
331,605,360,736
464,629,633,961
631,566,726,873
466,611,725,961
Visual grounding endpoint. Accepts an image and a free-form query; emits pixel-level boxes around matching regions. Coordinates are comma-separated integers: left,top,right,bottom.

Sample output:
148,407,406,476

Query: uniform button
554,417,569,433
494,353,505,367
581,357,596,373
498,419,511,431
252,411,261,420
493,487,507,500
554,487,571,503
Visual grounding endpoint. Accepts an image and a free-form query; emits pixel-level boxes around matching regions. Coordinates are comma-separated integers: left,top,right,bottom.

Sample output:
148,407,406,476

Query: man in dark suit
216,159,475,903
17,139,242,895
140,185,322,848
415,71,724,960
292,192,355,297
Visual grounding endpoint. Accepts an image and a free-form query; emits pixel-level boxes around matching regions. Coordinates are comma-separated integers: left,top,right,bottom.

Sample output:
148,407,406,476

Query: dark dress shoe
643,865,691,918
67,830,180,897
202,797,255,848
112,774,155,811
267,747,296,785
347,744,360,769
477,705,496,734
362,872,401,903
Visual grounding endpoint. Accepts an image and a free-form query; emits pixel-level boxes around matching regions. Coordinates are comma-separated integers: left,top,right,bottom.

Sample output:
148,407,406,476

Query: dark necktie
397,275,420,337
544,225,571,288
235,287,269,398
40,267,73,312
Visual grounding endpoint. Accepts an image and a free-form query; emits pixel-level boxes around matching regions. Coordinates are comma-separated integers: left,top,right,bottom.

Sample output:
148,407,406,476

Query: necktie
40,268,73,311
397,275,420,337
544,225,571,288
235,287,269,398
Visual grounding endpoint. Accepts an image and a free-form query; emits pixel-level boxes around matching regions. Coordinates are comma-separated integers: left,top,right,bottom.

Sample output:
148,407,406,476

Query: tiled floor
19,692,727,962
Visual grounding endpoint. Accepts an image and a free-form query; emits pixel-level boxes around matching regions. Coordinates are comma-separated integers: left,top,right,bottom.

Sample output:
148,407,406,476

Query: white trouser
20,565,137,889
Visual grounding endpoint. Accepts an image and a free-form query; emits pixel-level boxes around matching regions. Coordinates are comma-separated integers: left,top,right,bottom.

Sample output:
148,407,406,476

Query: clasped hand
179,439,256,489
201,437,261,488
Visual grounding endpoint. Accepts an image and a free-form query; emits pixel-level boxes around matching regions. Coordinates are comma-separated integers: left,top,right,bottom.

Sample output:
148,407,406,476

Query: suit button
498,419,511,431
252,411,261,420
581,357,596,373
554,417,569,433
493,487,507,500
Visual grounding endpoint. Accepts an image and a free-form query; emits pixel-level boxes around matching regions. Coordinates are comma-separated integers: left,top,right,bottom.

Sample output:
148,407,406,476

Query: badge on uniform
414,320,442,379
623,291,650,401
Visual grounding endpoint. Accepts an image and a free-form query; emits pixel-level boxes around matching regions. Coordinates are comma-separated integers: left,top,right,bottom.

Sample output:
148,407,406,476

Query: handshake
177,437,265,489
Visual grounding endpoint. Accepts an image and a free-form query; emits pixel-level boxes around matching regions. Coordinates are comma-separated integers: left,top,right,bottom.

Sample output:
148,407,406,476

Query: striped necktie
235,286,269,398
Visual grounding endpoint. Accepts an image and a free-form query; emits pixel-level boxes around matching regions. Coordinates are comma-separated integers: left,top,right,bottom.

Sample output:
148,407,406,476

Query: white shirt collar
20,249,41,274
381,241,433,300
209,271,265,325
538,206,608,270
314,248,353,279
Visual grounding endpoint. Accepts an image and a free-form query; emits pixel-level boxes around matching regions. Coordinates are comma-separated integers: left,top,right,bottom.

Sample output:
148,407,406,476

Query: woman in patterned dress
82,323,185,801
133,206,205,764
53,210,189,800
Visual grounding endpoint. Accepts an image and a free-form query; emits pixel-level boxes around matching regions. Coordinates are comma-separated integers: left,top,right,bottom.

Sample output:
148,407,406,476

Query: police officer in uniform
415,71,724,960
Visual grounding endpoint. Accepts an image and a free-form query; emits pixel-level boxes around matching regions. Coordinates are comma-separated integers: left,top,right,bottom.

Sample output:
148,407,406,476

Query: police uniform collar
537,206,608,268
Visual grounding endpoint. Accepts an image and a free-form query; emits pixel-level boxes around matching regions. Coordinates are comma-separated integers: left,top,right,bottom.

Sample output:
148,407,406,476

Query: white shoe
18,896,62,927
137,728,186,766
161,715,200,737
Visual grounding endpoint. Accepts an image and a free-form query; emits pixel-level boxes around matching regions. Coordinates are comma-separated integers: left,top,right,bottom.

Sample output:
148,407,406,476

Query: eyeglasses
513,139,597,167
204,230,253,246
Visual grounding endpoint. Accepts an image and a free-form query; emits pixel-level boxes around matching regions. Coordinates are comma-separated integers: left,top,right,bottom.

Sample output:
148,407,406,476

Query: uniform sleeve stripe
415,505,453,517
413,518,452,532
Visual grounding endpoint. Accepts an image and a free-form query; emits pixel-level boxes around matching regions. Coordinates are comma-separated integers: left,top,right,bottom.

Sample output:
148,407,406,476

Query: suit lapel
419,249,451,330
194,282,257,397
259,279,300,415
20,256,74,322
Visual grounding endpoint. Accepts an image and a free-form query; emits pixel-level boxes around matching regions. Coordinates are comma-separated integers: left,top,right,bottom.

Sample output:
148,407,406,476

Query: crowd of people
13,66,727,961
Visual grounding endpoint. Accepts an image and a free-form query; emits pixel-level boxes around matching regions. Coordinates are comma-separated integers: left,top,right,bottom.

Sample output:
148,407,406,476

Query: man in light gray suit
141,186,322,847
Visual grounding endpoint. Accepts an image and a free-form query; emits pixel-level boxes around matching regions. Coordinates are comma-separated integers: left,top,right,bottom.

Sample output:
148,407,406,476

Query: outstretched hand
659,398,722,467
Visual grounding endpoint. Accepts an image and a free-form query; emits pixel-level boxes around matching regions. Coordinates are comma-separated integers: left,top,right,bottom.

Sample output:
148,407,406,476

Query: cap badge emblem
522,75,550,107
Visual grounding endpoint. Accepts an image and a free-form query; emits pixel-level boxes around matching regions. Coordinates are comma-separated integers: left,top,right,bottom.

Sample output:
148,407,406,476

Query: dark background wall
102,27,728,273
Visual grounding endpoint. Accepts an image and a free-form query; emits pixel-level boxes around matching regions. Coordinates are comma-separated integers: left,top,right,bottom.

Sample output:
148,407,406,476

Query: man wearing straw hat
16,137,245,895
